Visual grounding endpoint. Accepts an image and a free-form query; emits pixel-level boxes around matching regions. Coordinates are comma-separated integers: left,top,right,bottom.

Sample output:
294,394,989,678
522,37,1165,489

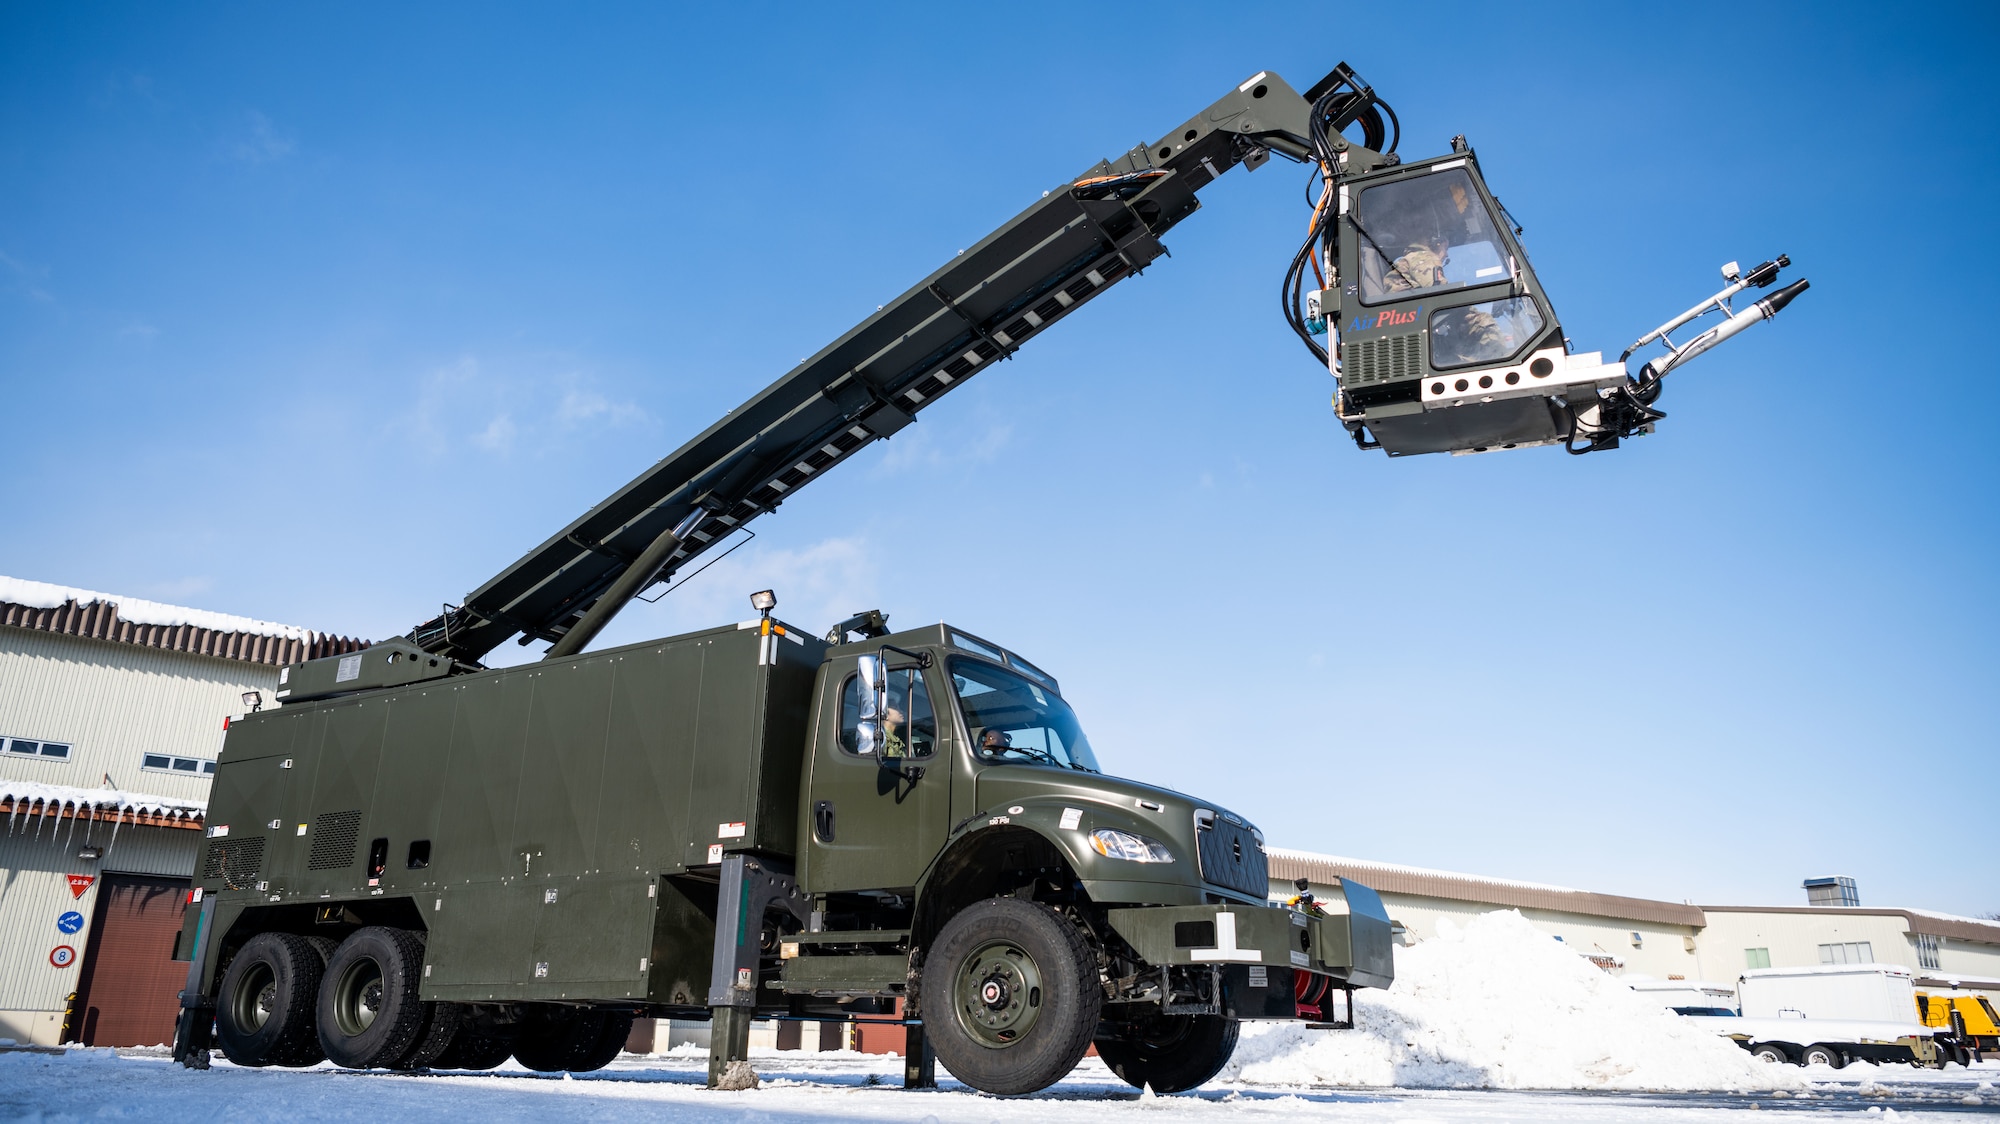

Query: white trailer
1681,964,1941,1068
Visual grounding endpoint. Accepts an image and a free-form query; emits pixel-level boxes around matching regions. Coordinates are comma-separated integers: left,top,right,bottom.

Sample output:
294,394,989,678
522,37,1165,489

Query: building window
1818,941,1874,965
141,753,216,775
1745,947,1772,969
2,735,72,761
1914,932,1941,970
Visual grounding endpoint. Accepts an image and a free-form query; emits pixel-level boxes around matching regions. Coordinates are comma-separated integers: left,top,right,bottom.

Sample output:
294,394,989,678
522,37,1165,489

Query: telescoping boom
347,62,1806,678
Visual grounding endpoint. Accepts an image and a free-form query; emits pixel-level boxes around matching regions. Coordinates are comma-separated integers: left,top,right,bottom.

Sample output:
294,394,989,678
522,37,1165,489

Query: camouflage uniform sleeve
1387,248,1440,292
1465,309,1503,352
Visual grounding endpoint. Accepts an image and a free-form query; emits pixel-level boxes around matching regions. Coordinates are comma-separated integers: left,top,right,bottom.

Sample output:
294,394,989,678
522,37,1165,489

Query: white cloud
873,421,1012,475
0,248,54,303
387,356,648,460
630,534,881,642
389,356,480,456
555,376,646,429
471,413,517,454
230,111,296,164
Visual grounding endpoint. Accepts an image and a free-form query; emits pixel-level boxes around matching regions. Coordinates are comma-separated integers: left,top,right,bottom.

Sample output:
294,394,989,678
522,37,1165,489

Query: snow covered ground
2,1047,1994,1123
7,911,1992,1121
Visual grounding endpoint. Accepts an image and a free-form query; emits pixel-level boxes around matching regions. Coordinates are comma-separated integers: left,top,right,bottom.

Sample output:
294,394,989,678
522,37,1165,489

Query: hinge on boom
928,282,1016,362
565,533,634,563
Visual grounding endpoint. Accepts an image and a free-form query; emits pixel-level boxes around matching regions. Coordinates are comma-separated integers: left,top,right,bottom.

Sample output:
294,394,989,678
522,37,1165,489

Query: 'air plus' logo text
1349,306,1420,332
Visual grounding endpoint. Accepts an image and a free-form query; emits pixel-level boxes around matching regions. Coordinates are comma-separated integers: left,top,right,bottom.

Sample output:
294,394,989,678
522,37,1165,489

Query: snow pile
1225,910,1804,1092
0,574,315,641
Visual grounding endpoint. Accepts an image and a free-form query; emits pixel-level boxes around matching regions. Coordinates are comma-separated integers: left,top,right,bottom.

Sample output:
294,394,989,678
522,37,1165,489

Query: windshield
950,658,1099,773
1355,166,1510,306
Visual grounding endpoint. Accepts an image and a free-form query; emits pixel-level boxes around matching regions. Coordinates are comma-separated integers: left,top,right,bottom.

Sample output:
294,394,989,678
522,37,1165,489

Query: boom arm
409,65,1394,664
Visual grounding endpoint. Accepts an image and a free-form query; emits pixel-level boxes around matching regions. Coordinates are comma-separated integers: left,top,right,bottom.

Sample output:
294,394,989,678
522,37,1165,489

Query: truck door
801,657,952,893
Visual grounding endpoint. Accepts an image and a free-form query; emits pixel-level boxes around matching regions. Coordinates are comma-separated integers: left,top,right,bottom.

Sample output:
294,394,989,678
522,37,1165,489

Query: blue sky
3,3,1994,915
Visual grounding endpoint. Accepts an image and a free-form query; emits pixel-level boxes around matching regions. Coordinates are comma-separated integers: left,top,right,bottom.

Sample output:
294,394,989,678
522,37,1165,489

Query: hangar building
0,576,362,1047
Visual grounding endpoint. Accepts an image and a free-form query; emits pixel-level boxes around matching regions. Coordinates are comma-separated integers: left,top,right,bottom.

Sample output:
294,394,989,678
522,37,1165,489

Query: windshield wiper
996,746,1066,769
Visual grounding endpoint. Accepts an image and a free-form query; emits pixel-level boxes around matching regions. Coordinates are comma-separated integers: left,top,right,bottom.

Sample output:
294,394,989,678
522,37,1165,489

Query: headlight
1089,828,1174,864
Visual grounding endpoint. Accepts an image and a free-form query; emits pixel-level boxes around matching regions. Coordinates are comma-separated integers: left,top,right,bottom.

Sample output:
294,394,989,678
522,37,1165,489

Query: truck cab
784,622,1391,1093
802,624,1268,911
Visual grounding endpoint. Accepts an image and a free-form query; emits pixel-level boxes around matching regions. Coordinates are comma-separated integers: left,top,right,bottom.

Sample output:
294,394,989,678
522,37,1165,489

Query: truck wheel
1802,1044,1845,1069
512,1005,622,1072
393,1002,464,1070
573,1011,634,1072
215,932,326,1068
921,897,1103,1096
1094,1013,1241,1093
1750,1043,1789,1064
432,1028,515,1071
317,926,427,1068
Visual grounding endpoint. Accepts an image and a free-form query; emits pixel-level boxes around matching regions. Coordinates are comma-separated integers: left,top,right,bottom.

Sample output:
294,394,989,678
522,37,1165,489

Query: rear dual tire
317,926,429,1069
511,1006,633,1073
214,933,328,1067
214,924,627,1074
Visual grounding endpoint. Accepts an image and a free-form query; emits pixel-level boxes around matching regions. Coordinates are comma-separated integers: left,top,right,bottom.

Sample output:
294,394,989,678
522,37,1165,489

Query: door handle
813,800,835,843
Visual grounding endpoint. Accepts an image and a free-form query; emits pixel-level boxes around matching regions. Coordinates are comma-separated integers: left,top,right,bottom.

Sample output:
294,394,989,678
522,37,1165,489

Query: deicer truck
171,60,1803,1096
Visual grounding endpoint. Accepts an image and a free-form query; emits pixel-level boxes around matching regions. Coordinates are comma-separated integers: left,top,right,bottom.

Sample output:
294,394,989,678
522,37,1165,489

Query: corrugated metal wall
0,597,364,667
0,629,281,804
0,821,199,1041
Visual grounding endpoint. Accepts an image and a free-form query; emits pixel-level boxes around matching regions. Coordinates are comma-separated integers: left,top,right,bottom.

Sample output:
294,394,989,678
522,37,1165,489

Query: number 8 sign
49,945,76,969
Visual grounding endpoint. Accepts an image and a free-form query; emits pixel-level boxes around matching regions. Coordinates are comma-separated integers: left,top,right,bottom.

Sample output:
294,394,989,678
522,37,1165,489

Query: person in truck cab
977,727,1012,757
880,706,908,758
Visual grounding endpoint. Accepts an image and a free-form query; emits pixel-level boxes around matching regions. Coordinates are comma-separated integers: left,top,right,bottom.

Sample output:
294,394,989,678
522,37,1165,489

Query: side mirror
855,653,887,758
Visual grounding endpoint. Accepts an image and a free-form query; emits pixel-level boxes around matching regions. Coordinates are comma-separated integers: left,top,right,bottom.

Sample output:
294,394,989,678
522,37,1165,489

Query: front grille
1342,332,1423,386
203,837,266,888
1194,812,1267,899
308,810,363,870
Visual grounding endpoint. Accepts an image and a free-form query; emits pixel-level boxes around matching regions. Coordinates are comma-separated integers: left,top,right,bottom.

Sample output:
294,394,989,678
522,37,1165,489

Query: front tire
921,897,1102,1096
1750,1043,1791,1064
215,932,326,1067
1095,1013,1241,1093
317,927,427,1068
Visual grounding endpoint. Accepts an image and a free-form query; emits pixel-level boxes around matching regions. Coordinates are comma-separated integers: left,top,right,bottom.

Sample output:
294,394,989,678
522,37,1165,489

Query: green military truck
180,610,1392,1094
171,57,1800,1094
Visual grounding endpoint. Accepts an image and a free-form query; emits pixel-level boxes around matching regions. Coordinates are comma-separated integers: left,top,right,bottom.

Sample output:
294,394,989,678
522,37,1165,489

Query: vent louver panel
202,838,266,888
1341,332,1424,386
308,810,363,870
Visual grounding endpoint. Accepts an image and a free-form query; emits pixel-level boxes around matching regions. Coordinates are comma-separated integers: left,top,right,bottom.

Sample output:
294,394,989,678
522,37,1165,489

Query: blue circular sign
56,911,84,934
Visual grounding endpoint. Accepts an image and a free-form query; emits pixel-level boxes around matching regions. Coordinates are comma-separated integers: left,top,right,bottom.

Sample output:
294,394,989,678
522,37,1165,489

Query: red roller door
70,873,190,1047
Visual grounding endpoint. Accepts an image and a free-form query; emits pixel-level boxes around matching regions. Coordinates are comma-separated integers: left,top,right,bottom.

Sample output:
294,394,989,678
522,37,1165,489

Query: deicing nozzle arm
1623,253,1791,362
1643,278,1810,381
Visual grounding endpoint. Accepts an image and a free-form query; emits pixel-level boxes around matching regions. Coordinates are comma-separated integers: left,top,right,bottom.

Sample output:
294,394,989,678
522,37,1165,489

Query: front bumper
1104,878,1395,999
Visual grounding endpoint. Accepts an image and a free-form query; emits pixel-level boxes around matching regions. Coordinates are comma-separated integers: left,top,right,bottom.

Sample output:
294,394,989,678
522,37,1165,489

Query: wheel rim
229,962,277,1032
333,956,386,1037
954,938,1044,1048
